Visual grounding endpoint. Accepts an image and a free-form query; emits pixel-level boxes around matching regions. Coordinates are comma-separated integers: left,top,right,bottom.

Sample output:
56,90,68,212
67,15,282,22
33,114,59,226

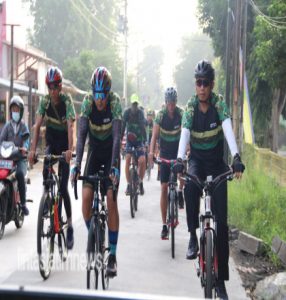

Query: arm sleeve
177,128,190,159
140,113,147,142
222,118,239,157
76,116,89,166
111,119,122,168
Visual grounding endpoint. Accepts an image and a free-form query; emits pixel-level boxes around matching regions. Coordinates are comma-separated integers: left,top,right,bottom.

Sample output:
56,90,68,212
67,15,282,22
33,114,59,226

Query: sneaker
20,204,29,216
139,182,144,195
215,280,229,300
178,191,184,209
161,225,169,240
106,254,117,277
125,184,131,195
186,235,199,260
67,225,74,250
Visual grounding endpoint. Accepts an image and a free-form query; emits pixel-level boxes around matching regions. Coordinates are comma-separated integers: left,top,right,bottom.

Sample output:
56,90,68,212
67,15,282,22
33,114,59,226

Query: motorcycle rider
0,96,30,215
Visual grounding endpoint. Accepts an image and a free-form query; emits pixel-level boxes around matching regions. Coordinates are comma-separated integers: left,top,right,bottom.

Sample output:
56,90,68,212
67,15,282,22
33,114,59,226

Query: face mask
12,112,20,123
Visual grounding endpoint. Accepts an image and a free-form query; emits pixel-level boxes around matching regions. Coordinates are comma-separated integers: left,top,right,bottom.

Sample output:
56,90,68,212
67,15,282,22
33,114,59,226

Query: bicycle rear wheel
37,192,54,280
169,190,176,259
204,230,214,298
87,217,100,289
0,194,7,240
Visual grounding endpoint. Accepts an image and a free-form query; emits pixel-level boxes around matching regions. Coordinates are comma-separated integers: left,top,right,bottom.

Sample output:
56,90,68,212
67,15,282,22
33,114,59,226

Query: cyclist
175,60,245,299
28,66,75,250
122,93,146,195
149,87,184,240
0,96,30,215
71,66,122,277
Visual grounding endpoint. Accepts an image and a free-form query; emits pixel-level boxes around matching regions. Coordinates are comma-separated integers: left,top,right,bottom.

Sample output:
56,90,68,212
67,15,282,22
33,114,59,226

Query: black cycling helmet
165,87,177,103
194,60,215,81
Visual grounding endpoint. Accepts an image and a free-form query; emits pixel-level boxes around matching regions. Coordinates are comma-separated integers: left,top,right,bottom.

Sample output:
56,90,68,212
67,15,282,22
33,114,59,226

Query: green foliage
228,149,286,248
64,49,123,95
174,33,214,105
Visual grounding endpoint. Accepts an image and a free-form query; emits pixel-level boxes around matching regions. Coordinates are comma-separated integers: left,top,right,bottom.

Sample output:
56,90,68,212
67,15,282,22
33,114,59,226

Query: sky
127,0,200,87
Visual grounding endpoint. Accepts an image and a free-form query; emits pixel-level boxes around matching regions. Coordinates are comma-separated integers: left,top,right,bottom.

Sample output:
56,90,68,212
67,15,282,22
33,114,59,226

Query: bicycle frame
182,168,233,298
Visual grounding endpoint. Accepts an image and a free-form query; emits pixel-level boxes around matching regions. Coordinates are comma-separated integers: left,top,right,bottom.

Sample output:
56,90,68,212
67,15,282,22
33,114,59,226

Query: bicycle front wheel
204,230,214,298
101,222,109,290
37,192,54,280
169,190,176,259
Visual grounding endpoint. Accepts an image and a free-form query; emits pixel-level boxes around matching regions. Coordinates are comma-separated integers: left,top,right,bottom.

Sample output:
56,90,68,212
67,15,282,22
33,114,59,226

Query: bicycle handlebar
181,167,233,193
153,157,177,166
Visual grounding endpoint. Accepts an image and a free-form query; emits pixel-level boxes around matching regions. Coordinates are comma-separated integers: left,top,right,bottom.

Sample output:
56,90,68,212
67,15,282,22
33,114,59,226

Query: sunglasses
196,79,211,88
93,91,107,101
48,84,60,90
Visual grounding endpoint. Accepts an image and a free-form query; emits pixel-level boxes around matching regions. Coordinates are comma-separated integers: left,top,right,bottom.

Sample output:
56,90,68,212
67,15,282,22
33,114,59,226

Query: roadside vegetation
228,146,286,262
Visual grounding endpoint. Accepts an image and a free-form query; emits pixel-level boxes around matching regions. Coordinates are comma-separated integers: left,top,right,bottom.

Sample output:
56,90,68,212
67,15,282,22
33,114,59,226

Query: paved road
0,160,248,299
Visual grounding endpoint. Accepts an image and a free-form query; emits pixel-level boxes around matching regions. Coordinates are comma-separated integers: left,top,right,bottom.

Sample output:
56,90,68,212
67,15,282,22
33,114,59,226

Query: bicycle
74,167,110,290
37,152,75,280
128,146,141,218
154,157,179,259
181,168,233,298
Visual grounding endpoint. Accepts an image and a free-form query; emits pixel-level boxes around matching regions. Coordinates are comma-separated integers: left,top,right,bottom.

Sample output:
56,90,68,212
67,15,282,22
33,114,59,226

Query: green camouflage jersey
80,91,122,151
182,92,230,163
123,108,146,142
155,106,184,159
37,93,75,150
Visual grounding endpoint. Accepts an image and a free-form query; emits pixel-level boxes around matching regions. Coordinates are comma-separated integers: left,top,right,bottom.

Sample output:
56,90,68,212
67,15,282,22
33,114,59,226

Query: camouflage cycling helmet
91,66,112,92
194,60,215,81
10,95,24,119
165,87,177,103
45,67,63,86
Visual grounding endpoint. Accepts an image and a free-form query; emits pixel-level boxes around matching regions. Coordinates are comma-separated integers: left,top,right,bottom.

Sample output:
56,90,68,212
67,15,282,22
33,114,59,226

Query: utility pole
232,0,242,141
123,0,128,109
225,0,231,110
4,24,20,100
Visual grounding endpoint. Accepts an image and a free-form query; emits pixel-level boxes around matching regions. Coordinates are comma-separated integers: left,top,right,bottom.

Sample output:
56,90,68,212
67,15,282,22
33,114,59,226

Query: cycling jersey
122,108,146,143
155,106,183,159
37,93,75,151
182,93,229,165
80,91,122,153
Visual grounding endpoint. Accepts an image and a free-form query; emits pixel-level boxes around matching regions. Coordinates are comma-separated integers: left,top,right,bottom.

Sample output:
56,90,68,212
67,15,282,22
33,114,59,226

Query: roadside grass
228,163,286,262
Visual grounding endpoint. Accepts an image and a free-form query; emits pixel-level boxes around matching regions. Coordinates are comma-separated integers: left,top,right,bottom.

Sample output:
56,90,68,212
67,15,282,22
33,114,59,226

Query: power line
71,0,123,45
77,0,119,37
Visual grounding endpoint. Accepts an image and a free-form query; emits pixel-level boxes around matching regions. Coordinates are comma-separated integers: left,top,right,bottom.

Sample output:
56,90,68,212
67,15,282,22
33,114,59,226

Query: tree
137,45,164,109
64,49,123,96
26,0,120,67
174,33,214,105
251,1,286,152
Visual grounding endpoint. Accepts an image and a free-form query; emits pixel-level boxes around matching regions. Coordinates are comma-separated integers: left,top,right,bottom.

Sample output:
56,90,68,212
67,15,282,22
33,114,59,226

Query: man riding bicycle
175,60,245,299
29,67,75,250
149,87,184,240
72,66,122,277
122,93,146,196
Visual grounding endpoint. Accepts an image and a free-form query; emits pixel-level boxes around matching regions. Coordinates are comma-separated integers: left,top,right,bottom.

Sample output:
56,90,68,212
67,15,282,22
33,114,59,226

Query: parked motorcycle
0,141,30,239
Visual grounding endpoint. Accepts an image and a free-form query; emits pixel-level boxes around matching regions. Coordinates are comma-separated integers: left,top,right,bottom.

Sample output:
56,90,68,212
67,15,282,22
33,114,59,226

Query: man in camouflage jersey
29,67,75,249
122,93,147,195
149,87,184,240
176,60,245,299
72,67,122,277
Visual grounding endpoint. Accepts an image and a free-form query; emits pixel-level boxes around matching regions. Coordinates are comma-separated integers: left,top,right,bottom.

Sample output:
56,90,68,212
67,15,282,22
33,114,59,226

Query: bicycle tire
37,192,54,280
129,169,135,218
134,172,138,212
14,203,24,229
170,189,176,259
87,217,99,289
101,222,109,290
57,196,68,262
0,193,7,239
204,230,214,298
